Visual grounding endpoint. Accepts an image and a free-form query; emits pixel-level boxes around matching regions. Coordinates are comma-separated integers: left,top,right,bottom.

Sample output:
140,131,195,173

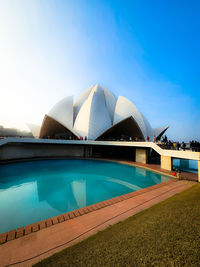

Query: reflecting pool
0,159,170,233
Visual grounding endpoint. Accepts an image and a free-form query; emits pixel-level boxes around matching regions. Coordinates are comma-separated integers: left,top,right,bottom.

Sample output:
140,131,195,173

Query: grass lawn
35,184,200,266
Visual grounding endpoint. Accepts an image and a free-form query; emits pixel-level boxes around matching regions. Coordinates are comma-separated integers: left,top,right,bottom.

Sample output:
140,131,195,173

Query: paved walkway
0,179,194,267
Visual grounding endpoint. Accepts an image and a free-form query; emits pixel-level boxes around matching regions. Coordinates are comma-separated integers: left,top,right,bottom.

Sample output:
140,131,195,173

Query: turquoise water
173,158,198,173
0,159,170,233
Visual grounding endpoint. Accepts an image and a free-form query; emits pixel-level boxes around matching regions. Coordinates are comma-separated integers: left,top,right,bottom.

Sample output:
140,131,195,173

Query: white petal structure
113,96,147,139
152,126,169,139
30,84,169,140
141,114,153,139
48,96,73,130
74,85,112,140
102,86,117,123
73,86,93,122
26,123,40,138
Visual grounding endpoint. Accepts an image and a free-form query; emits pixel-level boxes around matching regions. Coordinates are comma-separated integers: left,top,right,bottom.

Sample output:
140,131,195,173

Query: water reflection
0,159,170,232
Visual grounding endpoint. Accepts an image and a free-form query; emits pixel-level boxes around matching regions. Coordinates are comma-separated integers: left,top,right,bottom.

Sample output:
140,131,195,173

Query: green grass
34,184,200,267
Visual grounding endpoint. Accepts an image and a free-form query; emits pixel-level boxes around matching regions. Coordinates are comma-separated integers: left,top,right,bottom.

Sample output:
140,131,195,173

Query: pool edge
0,178,177,245
1,158,197,245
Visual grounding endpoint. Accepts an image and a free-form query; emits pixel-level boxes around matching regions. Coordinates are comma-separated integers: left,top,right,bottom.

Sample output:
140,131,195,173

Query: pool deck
0,174,195,267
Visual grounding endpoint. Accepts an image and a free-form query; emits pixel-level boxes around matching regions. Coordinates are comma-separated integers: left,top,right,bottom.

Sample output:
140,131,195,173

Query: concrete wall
0,143,85,161
135,148,147,164
161,155,172,171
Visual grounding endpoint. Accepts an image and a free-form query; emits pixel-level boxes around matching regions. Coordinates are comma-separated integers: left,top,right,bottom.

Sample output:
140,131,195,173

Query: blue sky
0,0,199,141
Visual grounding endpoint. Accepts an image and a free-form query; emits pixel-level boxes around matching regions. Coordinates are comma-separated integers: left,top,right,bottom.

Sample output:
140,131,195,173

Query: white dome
28,84,169,140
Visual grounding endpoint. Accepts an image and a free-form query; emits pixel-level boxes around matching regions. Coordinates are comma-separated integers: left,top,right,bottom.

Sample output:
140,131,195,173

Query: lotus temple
27,84,168,141
0,84,200,267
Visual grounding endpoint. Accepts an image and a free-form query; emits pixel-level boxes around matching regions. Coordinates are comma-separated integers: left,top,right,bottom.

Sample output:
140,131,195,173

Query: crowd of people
156,135,200,152
42,134,200,152
189,140,200,151
44,135,88,140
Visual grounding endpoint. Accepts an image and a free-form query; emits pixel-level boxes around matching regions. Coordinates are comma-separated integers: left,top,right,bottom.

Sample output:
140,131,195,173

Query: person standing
173,142,176,150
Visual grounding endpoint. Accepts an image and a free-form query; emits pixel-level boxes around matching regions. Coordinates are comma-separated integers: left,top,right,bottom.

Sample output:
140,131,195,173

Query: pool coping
0,158,197,245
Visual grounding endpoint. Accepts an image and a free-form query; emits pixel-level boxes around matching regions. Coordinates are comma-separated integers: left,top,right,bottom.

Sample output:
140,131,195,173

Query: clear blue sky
0,0,199,141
